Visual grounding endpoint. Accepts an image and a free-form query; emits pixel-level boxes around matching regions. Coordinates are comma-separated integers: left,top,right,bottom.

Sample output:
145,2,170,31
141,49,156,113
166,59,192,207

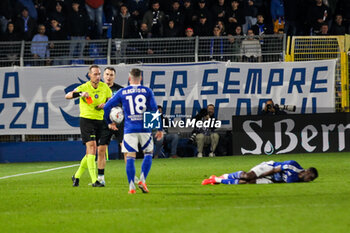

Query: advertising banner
0,60,336,135
232,113,350,155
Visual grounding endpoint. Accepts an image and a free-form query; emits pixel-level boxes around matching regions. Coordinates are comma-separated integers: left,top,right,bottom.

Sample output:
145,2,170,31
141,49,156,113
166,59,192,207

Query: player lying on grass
202,160,318,185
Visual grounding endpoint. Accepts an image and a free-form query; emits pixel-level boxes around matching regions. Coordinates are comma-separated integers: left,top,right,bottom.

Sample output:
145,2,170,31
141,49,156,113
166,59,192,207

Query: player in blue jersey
104,68,163,194
202,160,318,185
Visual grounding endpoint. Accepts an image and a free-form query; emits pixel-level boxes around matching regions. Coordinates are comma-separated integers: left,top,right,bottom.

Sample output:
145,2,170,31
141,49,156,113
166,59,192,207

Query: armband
72,92,82,98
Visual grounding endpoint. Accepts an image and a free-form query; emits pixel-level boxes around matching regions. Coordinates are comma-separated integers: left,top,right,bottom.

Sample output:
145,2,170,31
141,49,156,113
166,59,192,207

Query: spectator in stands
270,0,284,34
225,0,245,36
153,105,179,159
330,14,346,35
130,22,155,63
307,0,330,35
259,99,287,115
164,19,180,37
242,0,258,35
137,22,152,39
104,0,124,23
193,0,213,27
112,4,138,39
48,1,67,30
233,24,244,36
194,13,212,36
227,28,242,62
48,18,68,65
31,24,50,66
317,23,330,35
15,7,37,41
0,0,13,35
195,104,220,158
251,13,271,35
185,27,194,37
143,0,166,38
181,27,195,62
212,0,229,23
337,0,350,34
85,0,104,38
166,0,185,33
240,29,261,62
33,0,47,24
1,22,20,66
68,1,91,60
45,0,75,13
215,20,227,36
2,22,20,41
17,0,38,20
183,0,195,28
127,0,149,25
158,0,172,13
209,25,227,61
282,0,298,36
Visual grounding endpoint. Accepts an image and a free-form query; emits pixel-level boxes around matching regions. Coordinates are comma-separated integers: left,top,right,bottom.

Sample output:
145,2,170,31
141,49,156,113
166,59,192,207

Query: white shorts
256,177,274,184
122,133,153,153
250,160,275,177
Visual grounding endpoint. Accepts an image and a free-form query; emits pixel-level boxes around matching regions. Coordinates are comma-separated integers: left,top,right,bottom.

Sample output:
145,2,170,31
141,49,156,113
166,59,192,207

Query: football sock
87,154,97,183
140,154,152,183
126,156,136,190
214,177,223,183
98,169,104,181
221,178,239,185
75,155,88,179
228,171,243,179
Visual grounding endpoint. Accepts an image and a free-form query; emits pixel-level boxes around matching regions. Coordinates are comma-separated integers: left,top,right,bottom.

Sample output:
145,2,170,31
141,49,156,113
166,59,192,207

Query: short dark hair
157,105,163,110
130,68,142,78
89,65,100,73
309,167,318,180
207,104,214,109
104,67,116,73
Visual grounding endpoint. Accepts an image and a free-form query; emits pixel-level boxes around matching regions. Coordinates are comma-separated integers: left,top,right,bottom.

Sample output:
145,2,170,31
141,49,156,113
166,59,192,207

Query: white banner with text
0,60,336,134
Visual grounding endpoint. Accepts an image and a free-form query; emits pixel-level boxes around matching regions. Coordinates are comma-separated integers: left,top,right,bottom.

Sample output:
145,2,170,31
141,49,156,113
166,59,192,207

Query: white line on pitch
0,164,79,180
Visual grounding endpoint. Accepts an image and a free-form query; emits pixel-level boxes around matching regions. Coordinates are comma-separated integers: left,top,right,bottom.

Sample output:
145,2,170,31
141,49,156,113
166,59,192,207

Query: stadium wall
0,140,120,163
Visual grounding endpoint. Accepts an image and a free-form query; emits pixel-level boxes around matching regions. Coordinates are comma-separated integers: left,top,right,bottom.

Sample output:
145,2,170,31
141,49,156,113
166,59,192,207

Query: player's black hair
157,105,163,110
104,67,116,73
309,167,318,180
130,68,142,78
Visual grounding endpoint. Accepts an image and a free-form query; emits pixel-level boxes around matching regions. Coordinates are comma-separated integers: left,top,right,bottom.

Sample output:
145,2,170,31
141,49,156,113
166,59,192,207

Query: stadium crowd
0,0,349,43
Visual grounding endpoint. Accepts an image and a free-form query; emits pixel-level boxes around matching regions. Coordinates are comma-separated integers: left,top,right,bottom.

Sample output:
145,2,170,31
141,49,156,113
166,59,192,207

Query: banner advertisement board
232,113,350,155
0,60,336,135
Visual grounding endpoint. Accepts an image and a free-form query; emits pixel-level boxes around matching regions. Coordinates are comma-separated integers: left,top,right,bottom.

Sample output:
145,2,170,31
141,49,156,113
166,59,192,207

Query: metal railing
287,36,349,112
0,34,285,67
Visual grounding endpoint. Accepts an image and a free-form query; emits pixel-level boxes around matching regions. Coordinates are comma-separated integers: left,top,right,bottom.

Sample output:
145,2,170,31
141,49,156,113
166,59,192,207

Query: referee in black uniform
97,67,124,184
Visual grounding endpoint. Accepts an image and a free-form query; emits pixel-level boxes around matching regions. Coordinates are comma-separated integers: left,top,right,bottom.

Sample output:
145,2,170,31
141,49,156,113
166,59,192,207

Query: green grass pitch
0,153,350,233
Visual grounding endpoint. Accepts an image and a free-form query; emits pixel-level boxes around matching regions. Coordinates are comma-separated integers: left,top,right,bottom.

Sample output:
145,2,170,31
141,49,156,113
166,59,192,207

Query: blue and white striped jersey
272,160,304,183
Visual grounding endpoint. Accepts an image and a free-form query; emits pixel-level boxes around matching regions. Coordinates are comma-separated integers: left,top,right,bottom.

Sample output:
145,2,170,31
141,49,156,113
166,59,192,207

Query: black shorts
80,117,111,146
